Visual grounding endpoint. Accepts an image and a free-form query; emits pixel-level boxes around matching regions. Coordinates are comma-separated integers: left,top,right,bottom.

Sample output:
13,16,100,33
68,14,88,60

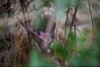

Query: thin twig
66,0,80,55
16,16,43,51
65,7,71,29
88,0,94,41
80,1,100,18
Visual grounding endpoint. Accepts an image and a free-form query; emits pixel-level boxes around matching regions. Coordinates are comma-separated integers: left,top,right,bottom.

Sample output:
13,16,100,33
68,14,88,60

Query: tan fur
10,23,31,65
54,23,66,42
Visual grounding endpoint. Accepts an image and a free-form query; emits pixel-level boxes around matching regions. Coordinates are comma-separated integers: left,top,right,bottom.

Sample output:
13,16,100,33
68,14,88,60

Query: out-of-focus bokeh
0,0,100,67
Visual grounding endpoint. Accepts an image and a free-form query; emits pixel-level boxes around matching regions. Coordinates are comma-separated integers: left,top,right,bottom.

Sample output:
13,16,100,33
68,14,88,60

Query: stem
88,0,94,41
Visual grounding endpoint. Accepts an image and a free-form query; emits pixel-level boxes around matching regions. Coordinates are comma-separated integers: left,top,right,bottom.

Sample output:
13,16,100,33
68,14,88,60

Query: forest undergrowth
0,0,100,67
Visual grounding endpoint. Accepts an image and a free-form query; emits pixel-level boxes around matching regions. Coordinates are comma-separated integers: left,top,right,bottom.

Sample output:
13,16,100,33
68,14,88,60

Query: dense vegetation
0,0,100,67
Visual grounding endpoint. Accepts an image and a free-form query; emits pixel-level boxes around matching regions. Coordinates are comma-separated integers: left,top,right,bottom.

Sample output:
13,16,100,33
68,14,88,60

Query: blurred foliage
43,0,54,6
0,0,100,67
51,41,68,60
94,18,100,64
33,8,47,32
30,0,100,66
29,48,55,67
69,48,98,66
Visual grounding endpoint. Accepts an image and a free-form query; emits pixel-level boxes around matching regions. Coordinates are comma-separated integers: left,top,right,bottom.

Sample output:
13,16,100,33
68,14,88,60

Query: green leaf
52,41,68,60
6,41,10,47
29,49,55,67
